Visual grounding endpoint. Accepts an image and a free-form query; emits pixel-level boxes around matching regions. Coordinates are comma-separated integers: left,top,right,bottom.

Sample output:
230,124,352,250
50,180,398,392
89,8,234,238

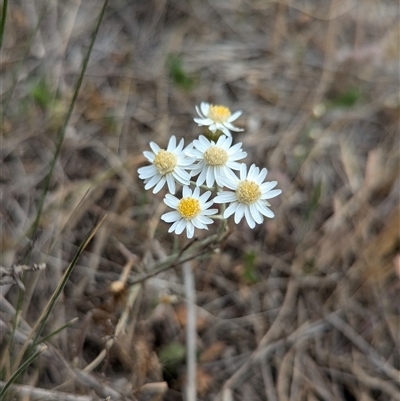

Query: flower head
213,163,282,228
138,136,195,194
186,135,247,188
194,102,244,137
161,186,218,238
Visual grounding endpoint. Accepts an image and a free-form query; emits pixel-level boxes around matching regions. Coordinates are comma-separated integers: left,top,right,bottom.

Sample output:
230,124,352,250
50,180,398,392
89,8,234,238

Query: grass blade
0,0,8,49
0,345,47,400
30,0,109,240
11,214,107,373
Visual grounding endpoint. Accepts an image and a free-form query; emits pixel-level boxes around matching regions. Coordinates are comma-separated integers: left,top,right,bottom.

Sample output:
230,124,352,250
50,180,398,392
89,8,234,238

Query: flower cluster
138,102,282,238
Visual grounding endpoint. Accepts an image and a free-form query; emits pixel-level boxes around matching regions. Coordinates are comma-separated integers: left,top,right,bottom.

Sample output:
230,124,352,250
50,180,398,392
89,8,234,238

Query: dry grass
1,0,399,400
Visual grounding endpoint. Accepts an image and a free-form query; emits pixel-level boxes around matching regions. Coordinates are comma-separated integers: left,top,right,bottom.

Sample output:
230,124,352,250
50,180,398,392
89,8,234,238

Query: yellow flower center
204,146,228,166
236,180,261,204
177,197,201,220
153,150,177,175
208,105,231,123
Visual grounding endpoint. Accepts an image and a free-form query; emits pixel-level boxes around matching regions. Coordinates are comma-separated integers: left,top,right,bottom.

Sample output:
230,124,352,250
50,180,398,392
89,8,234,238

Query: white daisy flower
186,135,247,188
213,163,282,229
138,136,195,194
161,186,218,238
194,102,244,137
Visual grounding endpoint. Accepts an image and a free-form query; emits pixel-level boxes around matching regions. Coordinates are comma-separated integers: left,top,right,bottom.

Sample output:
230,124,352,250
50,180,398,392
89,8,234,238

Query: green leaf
242,251,259,284
331,88,362,108
167,54,195,90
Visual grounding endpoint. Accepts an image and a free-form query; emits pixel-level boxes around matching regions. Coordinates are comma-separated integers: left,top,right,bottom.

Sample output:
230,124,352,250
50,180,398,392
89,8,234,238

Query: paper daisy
194,102,244,137
161,186,218,238
213,163,282,228
186,135,247,188
138,136,195,194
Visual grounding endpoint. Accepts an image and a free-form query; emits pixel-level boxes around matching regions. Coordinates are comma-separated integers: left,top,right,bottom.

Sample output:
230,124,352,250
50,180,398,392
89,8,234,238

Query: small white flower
161,186,218,238
186,135,247,188
138,136,195,194
213,163,282,228
194,102,244,137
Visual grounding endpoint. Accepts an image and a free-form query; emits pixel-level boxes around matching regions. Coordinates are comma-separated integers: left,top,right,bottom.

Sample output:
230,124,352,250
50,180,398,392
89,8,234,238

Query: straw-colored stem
183,261,196,401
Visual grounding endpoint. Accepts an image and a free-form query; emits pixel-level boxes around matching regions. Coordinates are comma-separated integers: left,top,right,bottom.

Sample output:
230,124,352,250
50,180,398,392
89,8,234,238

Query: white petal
192,217,208,229
199,190,212,203
138,165,157,178
175,219,187,234
262,189,282,200
190,165,203,177
169,220,180,233
202,208,218,216
206,166,215,188
167,135,176,151
260,181,278,193
161,211,181,223
240,163,247,180
234,203,245,224
182,185,192,198
224,122,244,132
149,142,160,154
228,110,242,122
257,202,275,218
195,105,204,118
193,140,208,153
153,177,166,193
216,135,229,147
194,118,214,126
166,174,176,194
226,161,241,170
219,125,232,137
193,186,200,198
173,168,190,185
222,166,238,183
224,201,238,218
164,194,179,209
248,164,258,180
198,135,211,147
196,166,208,186
244,207,256,228
228,152,247,162
214,192,237,203
255,168,268,184
186,222,195,238
201,102,210,117
143,151,155,162
198,216,214,225
208,123,217,133
175,138,185,153
218,176,237,190
144,174,161,190
250,203,263,224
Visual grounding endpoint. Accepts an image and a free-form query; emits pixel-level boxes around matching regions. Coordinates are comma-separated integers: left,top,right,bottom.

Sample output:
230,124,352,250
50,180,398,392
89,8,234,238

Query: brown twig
0,263,46,290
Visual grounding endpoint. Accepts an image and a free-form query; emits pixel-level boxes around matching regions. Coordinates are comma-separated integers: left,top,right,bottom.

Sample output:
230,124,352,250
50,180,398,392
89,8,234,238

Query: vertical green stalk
0,346,47,400
2,0,50,115
30,0,109,239
11,215,107,373
0,0,8,49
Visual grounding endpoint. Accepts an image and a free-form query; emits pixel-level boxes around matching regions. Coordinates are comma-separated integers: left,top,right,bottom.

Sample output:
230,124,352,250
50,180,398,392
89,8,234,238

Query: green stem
29,0,109,240
0,0,8,49
0,346,47,399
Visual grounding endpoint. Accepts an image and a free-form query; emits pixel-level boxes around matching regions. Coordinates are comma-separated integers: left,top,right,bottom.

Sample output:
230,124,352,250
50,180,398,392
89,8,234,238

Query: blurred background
1,0,399,400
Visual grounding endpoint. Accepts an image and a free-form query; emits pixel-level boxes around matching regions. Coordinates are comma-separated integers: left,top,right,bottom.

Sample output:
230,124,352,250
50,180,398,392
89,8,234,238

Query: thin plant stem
1,0,50,115
0,345,47,400
37,317,79,345
0,0,8,49
29,0,109,240
11,215,107,373
183,261,196,401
